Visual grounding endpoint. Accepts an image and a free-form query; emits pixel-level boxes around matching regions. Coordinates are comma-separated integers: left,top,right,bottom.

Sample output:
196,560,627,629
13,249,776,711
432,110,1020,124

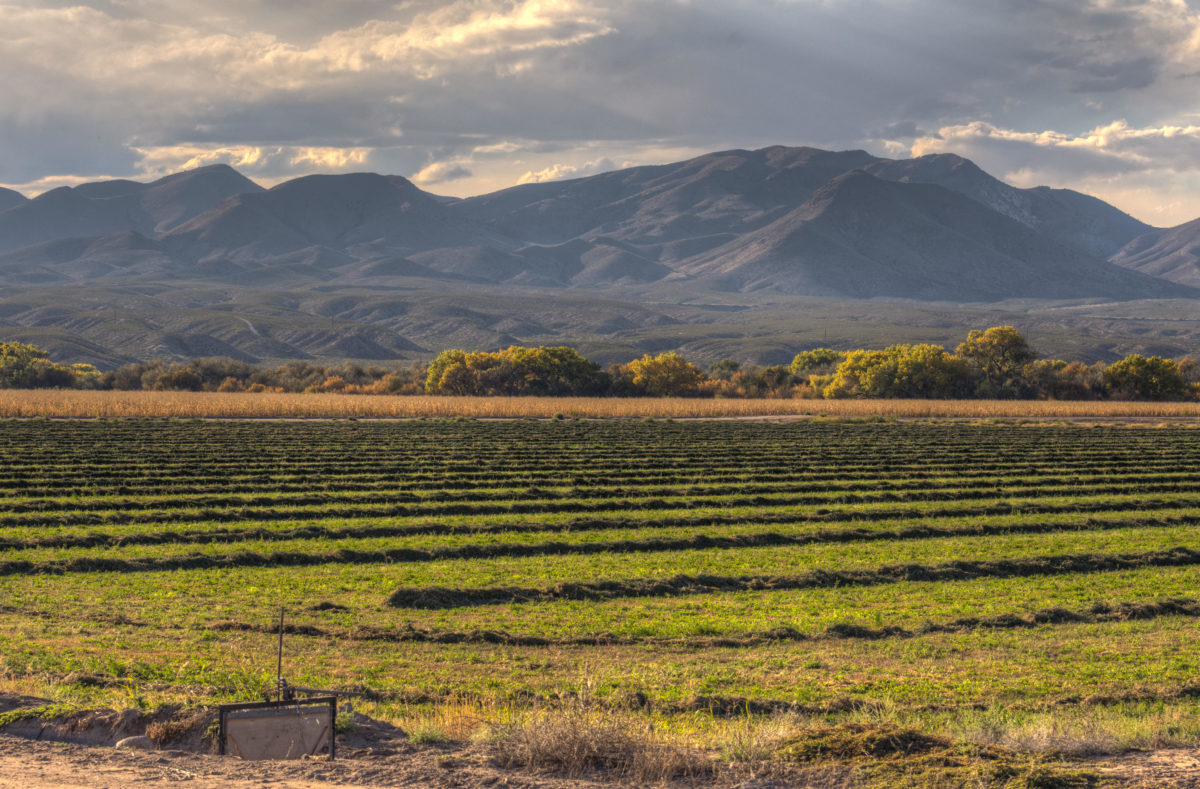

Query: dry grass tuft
145,708,213,747
395,700,493,744
488,704,717,784
4,389,1200,419
717,714,798,762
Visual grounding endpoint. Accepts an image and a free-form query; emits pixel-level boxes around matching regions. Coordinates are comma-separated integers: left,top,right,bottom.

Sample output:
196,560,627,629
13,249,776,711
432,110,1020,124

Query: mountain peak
1112,215,1200,287
804,169,899,211
0,186,28,213
0,143,1194,303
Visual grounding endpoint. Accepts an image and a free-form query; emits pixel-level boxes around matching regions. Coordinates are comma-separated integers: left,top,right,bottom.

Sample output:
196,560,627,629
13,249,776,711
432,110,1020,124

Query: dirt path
0,734,623,789
1096,748,1200,788
6,734,1200,788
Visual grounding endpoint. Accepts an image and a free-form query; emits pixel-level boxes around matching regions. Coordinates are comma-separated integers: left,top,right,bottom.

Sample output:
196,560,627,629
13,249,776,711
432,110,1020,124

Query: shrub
1105,355,1190,401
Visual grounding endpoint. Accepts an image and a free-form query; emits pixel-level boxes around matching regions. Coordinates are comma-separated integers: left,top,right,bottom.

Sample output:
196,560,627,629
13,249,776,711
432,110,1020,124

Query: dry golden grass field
3,389,1200,419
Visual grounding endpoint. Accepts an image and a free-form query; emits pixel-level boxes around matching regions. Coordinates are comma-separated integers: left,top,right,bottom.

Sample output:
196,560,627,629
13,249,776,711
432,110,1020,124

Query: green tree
0,341,51,387
790,348,843,375
1104,355,1190,401
955,326,1036,397
506,346,606,395
153,367,204,391
425,346,607,396
708,358,741,380
823,344,973,399
619,352,706,397
0,341,101,389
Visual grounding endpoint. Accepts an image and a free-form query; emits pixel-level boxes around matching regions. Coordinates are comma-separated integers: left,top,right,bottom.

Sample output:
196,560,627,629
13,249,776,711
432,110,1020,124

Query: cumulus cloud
910,119,1200,224
412,161,474,185
130,145,372,181
516,158,617,184
1,0,1200,219
918,120,1200,166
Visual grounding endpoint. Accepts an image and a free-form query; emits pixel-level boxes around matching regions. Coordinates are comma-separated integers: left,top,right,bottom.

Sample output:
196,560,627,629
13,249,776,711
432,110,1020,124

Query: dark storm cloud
1068,57,1160,93
875,122,934,141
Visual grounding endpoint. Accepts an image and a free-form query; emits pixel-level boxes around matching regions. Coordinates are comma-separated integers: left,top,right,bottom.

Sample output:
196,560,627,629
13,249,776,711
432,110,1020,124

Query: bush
1105,355,1190,401
956,326,1037,397
426,346,607,396
824,345,974,399
0,342,99,389
614,352,707,397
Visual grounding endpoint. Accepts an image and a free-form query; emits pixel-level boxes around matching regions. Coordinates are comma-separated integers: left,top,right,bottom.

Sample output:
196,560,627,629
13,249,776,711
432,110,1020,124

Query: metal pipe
276,606,284,701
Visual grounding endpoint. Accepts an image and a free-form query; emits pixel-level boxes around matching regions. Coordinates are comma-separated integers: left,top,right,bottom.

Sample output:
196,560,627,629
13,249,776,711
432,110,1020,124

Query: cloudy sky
2,0,1200,225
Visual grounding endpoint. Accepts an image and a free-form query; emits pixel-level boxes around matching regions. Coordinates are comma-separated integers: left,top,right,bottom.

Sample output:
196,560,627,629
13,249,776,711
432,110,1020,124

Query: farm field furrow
2,507,1196,555
5,461,1200,498
10,469,1200,514
8,486,1200,533
3,418,1200,745
7,564,1199,643
1,519,1197,576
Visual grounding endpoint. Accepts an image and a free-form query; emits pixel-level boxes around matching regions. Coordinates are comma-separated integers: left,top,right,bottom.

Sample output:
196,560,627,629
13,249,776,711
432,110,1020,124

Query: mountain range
2,145,1200,367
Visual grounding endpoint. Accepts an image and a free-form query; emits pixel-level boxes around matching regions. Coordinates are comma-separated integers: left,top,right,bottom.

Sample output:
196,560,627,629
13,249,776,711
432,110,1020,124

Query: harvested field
4,388,1200,419
2,418,1200,786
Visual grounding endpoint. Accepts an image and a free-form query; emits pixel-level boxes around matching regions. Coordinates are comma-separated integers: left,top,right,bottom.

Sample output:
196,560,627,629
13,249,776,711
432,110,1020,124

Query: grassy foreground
4,388,1200,419
2,418,1199,786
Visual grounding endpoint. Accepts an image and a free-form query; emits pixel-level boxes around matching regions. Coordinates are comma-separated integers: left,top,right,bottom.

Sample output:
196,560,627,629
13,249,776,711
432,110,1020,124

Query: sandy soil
0,692,625,789
6,733,1200,788
0,691,1195,788
1096,748,1200,788
0,733,628,789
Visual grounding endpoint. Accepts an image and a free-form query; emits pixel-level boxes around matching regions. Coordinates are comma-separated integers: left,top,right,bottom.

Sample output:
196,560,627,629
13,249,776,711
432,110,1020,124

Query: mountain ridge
2,145,1199,367
1111,217,1200,287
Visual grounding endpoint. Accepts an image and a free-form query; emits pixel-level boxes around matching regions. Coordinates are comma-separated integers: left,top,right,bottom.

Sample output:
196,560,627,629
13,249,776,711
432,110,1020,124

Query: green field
2,417,1200,765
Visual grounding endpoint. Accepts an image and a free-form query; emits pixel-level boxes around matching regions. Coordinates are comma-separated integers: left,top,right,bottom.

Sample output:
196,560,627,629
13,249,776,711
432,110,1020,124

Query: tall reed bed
3,389,1200,419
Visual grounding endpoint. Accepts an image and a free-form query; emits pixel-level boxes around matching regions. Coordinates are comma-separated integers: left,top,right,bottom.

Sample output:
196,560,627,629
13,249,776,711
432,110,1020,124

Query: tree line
2,326,1198,400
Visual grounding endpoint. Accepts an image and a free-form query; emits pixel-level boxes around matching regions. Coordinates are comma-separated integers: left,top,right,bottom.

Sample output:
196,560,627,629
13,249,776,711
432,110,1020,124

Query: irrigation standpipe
272,606,370,702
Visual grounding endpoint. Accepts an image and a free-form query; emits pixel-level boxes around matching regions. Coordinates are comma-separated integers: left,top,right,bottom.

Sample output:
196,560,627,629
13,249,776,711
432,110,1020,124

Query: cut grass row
4,614,1197,712
8,484,1200,531
2,506,1195,556
5,492,1200,547
4,459,1199,497
4,523,1196,602
9,562,1199,643
1,507,1198,570
11,468,1200,511
0,498,1195,565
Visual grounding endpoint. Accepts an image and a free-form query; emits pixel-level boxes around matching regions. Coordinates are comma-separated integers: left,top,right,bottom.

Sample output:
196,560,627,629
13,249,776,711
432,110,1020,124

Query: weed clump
488,704,715,783
778,723,1114,788
145,708,212,747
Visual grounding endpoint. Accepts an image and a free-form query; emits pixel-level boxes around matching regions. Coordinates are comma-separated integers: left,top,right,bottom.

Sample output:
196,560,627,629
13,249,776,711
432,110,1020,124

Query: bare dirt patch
0,695,829,788
1095,748,1200,788
2,695,1200,781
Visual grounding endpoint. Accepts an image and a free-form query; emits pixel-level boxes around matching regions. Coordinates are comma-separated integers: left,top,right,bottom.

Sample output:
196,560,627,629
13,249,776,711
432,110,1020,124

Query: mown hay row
386,546,1200,608
2,513,1194,563
12,468,1200,514
189,596,1200,648
7,481,1200,530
